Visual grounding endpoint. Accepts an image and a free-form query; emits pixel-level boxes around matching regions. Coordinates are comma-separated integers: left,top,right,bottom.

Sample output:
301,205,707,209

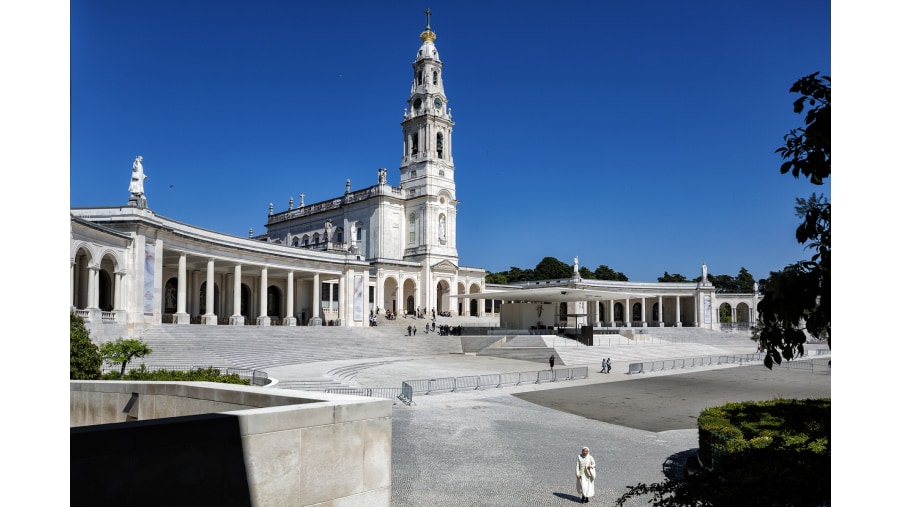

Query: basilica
70,18,755,341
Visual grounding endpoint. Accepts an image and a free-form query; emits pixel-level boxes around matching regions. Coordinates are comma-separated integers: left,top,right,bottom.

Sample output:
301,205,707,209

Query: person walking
576,446,596,503
606,358,612,374
600,358,607,374
413,325,417,336
407,325,412,336
549,354,555,371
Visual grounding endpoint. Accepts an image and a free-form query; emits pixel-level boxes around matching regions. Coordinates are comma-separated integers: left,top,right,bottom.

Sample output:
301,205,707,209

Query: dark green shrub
70,313,101,380
106,365,250,385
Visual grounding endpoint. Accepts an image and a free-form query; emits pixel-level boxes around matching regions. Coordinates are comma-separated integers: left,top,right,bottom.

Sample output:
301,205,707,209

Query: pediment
432,260,458,272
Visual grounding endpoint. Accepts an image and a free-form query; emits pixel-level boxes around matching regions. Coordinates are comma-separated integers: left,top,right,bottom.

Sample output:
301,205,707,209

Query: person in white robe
576,446,596,503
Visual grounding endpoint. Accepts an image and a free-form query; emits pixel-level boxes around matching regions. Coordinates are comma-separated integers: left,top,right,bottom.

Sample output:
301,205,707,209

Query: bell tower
399,9,458,261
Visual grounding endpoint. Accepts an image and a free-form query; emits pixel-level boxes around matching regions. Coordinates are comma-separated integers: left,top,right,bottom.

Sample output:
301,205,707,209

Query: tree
735,267,756,293
658,272,687,282
70,312,101,380
593,265,628,281
485,271,508,284
755,73,831,368
533,256,572,280
100,338,153,377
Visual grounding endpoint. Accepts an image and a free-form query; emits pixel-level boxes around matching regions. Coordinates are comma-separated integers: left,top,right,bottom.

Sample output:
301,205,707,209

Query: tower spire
424,7,432,30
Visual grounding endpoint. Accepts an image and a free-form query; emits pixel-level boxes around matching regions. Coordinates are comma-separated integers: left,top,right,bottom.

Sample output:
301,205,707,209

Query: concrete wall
71,381,392,506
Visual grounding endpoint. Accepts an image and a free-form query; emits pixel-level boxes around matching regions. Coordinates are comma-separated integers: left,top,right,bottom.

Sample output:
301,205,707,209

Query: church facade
70,19,486,340
70,18,757,341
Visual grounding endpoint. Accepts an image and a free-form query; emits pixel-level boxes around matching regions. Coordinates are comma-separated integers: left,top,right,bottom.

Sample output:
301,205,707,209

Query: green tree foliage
484,272,508,284
100,338,153,377
70,312,102,380
594,265,628,281
735,267,756,293
658,272,688,282
756,73,831,368
486,260,628,283
533,256,572,280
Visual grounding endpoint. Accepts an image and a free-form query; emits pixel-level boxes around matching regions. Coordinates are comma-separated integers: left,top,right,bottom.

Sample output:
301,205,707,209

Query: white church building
70,17,756,341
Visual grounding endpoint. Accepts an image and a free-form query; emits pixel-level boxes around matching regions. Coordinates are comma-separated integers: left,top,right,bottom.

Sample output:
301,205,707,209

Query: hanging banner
353,275,364,321
703,294,712,324
144,243,155,313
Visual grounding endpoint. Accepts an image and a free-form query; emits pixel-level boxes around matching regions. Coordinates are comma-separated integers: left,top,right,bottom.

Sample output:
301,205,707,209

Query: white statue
129,156,147,195
378,168,387,185
350,222,358,246
439,215,446,241
325,220,334,242
574,256,579,274
702,263,708,283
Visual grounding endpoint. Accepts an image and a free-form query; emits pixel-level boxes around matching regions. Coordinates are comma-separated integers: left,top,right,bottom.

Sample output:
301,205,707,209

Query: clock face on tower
434,98,443,110
413,98,422,110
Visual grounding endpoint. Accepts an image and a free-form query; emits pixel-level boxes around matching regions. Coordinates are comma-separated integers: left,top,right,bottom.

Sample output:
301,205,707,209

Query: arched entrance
164,278,178,314
240,284,251,318
267,286,282,317
402,278,417,315
383,277,399,315
436,279,450,314
632,302,642,322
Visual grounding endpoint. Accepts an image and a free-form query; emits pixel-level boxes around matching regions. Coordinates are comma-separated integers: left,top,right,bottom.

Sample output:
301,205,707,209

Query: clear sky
68,0,830,282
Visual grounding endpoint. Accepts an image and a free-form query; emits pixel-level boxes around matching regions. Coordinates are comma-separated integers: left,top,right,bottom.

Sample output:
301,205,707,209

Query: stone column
593,301,600,327
284,271,296,326
311,272,321,325
230,264,244,325
175,254,190,324
658,295,665,327
675,296,682,327
203,258,217,325
641,297,647,327
624,297,631,327
338,273,346,325
258,266,270,326
605,300,612,327
478,294,485,317
114,271,124,322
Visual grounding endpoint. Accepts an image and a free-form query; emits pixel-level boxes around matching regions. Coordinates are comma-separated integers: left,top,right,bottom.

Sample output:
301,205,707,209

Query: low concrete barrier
71,381,392,506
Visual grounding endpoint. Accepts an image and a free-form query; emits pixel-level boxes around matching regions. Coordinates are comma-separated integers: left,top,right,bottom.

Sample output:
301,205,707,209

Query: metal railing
325,387,402,400
628,352,831,375
396,366,589,404
100,365,270,386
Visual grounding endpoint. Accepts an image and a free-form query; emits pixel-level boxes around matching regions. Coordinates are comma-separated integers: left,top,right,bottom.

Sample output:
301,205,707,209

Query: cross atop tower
424,7,432,30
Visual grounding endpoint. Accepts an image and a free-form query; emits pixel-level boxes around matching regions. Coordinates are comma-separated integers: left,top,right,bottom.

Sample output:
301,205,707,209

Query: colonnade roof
481,287,652,303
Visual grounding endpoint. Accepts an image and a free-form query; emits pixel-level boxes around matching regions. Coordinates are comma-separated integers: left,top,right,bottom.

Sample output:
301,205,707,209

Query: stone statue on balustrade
128,155,148,208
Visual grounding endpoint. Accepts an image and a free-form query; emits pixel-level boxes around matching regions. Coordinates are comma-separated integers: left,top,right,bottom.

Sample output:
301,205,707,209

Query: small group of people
601,358,612,374
406,325,417,336
437,324,461,336
369,311,378,326
384,309,397,320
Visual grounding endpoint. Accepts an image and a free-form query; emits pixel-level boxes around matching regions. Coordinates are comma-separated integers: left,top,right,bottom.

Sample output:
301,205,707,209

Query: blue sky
68,0,831,282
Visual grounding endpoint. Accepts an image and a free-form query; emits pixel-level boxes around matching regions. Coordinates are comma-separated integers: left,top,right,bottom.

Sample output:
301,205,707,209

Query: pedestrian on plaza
549,354,555,371
407,325,412,336
413,325,417,336
600,358,607,374
576,446,596,503
431,321,435,332
606,358,612,374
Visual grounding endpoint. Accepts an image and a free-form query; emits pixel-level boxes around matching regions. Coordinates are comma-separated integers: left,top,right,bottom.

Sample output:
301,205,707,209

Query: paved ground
352,356,831,506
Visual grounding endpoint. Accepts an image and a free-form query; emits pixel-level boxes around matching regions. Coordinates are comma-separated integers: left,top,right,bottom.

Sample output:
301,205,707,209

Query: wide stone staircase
134,324,464,372
475,328,763,367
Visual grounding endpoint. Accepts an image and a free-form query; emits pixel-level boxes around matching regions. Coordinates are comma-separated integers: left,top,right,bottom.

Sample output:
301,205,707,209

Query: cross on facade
424,7,432,29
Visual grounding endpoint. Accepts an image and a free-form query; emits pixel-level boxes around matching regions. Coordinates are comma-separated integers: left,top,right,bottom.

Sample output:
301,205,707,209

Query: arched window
313,233,320,245
432,71,438,85
292,237,300,247
335,229,344,244
411,133,419,155
409,213,416,244
632,303,642,321
439,169,445,176
436,133,443,159
302,235,309,246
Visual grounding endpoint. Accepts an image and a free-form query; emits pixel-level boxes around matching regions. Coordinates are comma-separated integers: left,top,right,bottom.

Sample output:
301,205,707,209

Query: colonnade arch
402,278,417,315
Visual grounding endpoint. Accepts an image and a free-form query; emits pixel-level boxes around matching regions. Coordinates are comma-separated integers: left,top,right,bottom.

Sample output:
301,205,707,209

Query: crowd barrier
628,351,831,375
395,366,589,404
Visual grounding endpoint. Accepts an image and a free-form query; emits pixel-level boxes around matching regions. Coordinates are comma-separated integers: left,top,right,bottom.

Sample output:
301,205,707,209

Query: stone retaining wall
70,381,392,506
